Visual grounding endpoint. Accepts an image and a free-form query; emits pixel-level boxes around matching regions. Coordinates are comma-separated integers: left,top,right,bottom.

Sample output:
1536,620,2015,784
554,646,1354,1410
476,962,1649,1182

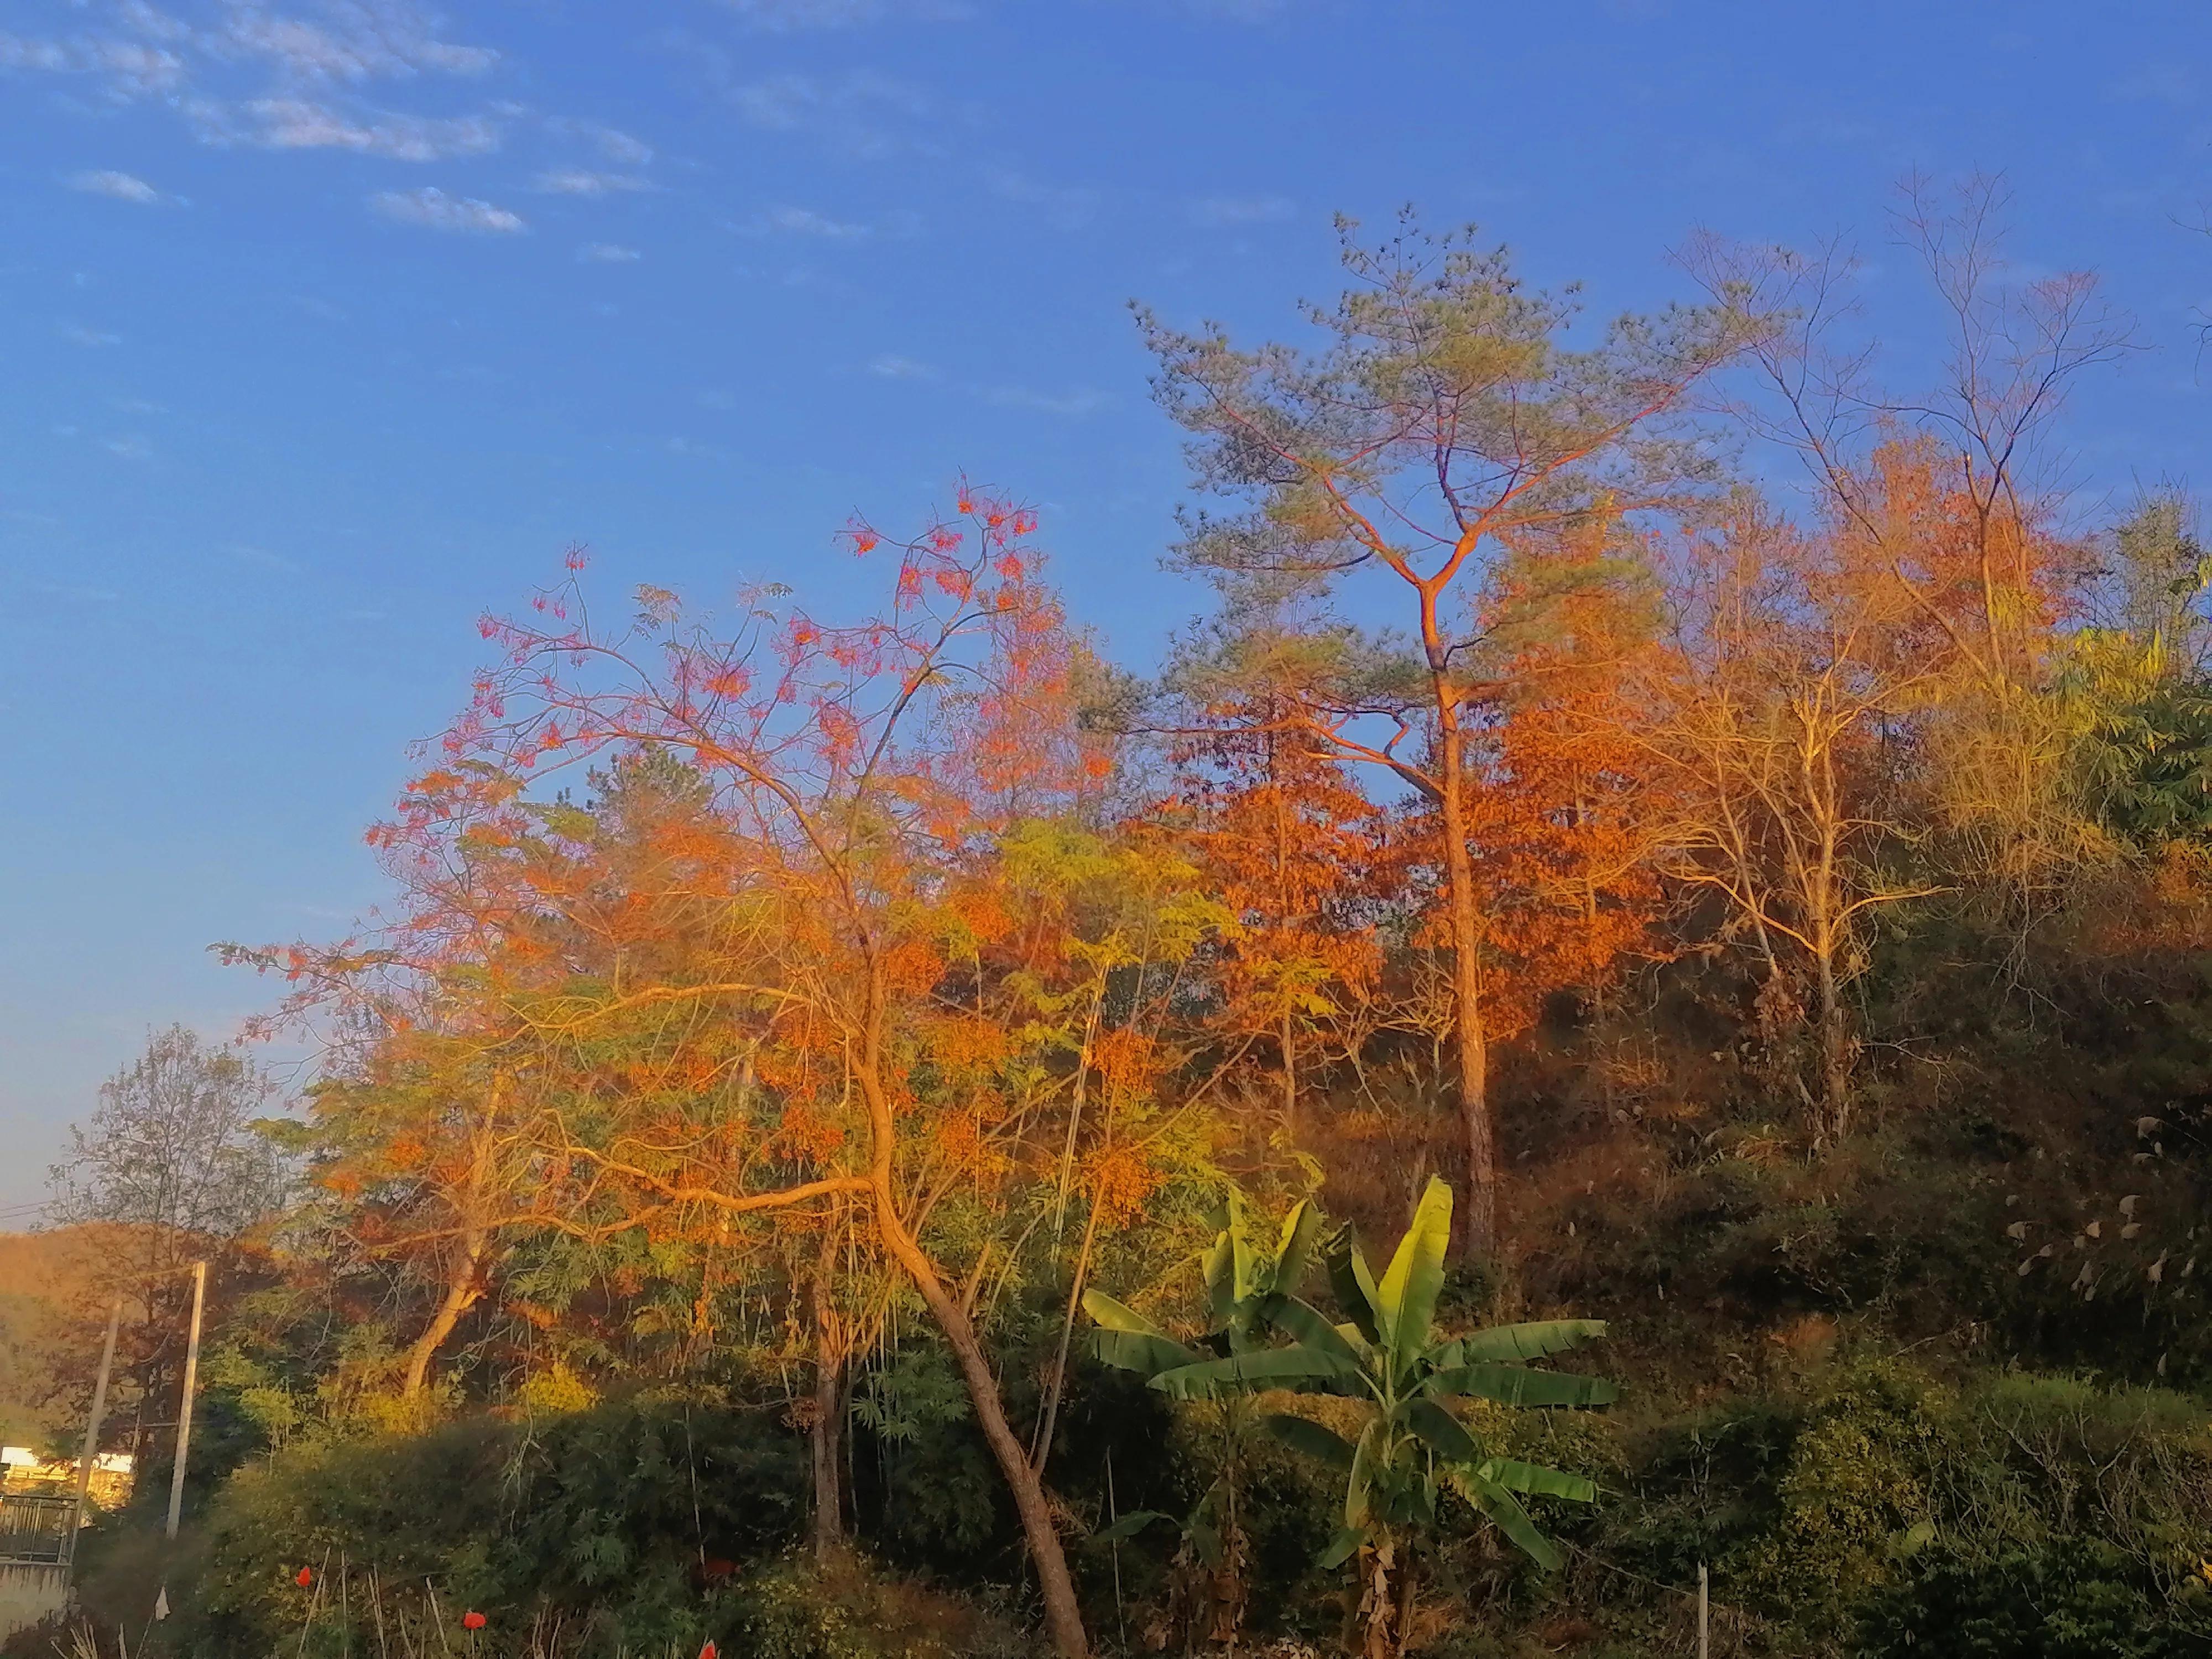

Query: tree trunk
810,1224,848,1561
810,1345,846,1561
401,1229,484,1399
872,1189,1089,1657
1815,947,1850,1142
1435,695,1496,1262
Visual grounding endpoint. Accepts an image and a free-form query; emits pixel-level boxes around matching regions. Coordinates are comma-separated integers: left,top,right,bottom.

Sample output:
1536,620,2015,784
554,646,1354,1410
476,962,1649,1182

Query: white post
165,1262,206,1541
1698,1561,1709,1659
66,1301,122,1571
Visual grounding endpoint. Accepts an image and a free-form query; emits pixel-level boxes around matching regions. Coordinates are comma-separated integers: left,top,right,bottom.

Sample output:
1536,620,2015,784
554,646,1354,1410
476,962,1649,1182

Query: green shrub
1860,1541,2210,1659
177,1396,806,1658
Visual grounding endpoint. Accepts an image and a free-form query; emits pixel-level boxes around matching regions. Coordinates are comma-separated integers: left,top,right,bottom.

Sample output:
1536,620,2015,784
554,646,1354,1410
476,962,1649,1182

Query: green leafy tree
1141,214,1760,1259
1083,1191,1323,1647
1141,1178,1613,1658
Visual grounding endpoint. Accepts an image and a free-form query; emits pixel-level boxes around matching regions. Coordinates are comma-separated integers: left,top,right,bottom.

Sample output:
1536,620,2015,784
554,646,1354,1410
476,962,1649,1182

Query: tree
1123,1178,1612,1658
48,1025,289,1464
1142,213,1760,1259
1685,177,2128,929
363,489,1138,1657
1454,517,1674,1048
1644,493,1940,1137
1156,614,1387,1135
1083,1191,1324,1647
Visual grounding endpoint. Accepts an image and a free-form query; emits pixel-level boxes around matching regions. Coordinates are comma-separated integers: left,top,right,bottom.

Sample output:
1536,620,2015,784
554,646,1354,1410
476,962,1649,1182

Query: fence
0,1495,74,1567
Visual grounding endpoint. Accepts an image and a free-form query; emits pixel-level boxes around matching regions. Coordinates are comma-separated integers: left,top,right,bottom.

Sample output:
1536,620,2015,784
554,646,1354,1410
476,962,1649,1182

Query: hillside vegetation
22,200,2212,1659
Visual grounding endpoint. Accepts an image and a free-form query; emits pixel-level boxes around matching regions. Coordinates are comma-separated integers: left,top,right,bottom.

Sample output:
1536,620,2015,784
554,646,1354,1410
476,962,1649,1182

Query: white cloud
749,206,869,238
0,31,186,97
986,168,1098,230
868,354,935,379
229,543,302,572
70,170,164,204
62,325,123,347
729,72,818,130
371,186,525,233
533,169,653,195
220,2,498,81
587,124,653,165
719,67,934,157
578,242,640,262
221,98,503,160
714,0,973,27
0,35,71,73
1187,194,1293,226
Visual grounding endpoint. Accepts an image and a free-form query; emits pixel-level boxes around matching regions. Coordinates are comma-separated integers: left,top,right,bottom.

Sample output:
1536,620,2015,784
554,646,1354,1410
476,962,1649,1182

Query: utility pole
164,1261,206,1542
66,1300,122,1572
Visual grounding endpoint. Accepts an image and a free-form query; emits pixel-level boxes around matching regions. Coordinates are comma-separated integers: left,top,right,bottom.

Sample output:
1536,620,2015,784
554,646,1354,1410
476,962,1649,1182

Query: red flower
697,1642,717,1659
295,1567,314,1588
461,1612,487,1631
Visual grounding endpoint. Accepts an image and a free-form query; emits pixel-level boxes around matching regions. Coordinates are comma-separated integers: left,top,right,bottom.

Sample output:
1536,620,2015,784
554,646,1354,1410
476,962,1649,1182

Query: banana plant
1081,1189,1324,1647
1145,1177,1614,1658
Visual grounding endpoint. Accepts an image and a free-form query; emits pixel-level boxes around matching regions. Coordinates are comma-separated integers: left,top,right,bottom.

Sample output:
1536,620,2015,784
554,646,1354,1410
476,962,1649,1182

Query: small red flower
296,1567,314,1588
698,1642,717,1659
461,1612,486,1631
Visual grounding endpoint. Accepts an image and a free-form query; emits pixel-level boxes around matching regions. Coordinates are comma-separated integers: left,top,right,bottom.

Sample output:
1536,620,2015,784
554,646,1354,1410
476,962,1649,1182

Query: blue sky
3,0,2211,1215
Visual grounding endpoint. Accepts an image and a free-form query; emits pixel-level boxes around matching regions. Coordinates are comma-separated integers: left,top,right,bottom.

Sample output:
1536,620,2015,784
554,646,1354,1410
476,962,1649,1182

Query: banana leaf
1260,1412,1358,1470
1324,1223,1384,1345
1434,1319,1609,1365
1405,1396,1480,1463
1473,1458,1598,1504
1454,1467,1562,1571
1149,1346,1359,1399
1426,1363,1618,1408
1376,1176,1452,1363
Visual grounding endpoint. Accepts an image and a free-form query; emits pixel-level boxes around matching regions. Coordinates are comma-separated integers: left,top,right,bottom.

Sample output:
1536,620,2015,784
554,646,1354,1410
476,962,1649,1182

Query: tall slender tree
1141,213,1760,1256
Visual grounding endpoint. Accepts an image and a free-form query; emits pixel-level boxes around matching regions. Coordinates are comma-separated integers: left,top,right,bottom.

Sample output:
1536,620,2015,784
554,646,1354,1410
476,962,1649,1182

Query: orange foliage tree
1154,626,1387,1135
1459,521,1673,1047
1142,214,1761,1257
340,488,1140,1658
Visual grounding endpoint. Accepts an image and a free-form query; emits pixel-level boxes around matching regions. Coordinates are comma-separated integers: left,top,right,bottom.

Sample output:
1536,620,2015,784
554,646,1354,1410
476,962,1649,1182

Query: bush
175,1396,806,1658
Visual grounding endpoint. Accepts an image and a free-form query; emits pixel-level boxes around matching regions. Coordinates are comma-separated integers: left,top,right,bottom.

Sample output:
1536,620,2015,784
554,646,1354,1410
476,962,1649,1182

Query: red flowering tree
362,487,1117,1656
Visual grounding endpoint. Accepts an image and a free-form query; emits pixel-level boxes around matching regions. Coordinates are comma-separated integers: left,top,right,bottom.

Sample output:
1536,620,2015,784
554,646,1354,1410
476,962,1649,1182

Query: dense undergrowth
33,941,2212,1659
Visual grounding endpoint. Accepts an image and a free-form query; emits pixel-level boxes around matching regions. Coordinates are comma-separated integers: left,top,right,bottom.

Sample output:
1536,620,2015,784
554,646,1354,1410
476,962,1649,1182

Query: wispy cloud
868,354,936,379
578,242,641,262
1187,193,1293,226
6,1,516,183
371,186,525,233
210,98,504,160
229,543,302,573
707,63,935,158
2109,64,2197,107
986,168,1098,230
0,31,187,98
713,0,974,27
62,325,123,347
4,1,495,106
747,205,870,238
585,124,653,165
533,169,653,195
70,169,165,204
219,1,498,81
